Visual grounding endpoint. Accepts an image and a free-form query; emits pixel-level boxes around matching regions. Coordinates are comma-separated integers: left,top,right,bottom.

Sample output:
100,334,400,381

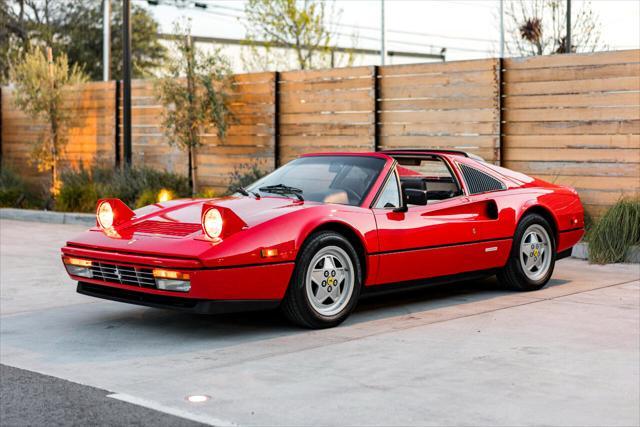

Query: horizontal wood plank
503,134,640,149
504,62,640,83
504,120,640,135
503,92,640,109
504,76,640,96
504,106,640,122
503,147,640,163
503,50,640,70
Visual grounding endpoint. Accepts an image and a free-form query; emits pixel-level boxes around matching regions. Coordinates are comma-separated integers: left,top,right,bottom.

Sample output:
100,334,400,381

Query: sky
135,0,640,70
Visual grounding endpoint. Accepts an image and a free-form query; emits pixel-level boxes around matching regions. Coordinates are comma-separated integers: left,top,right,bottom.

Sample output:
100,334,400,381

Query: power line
199,1,502,44
138,0,499,51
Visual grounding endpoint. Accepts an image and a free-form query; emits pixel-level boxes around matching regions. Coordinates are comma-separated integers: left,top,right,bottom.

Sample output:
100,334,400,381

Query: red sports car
62,150,584,328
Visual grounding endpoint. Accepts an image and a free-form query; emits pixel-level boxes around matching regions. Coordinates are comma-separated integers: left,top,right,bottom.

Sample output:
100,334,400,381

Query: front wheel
497,213,556,291
281,231,361,328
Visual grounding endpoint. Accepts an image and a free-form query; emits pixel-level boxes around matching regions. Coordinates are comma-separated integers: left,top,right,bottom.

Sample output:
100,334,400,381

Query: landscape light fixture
186,395,210,403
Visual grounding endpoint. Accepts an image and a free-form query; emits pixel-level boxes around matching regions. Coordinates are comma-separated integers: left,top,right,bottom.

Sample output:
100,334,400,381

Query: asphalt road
0,364,204,426
1,219,639,426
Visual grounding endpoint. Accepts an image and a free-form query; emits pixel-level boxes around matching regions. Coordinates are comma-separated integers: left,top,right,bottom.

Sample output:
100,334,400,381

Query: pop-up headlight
96,198,135,231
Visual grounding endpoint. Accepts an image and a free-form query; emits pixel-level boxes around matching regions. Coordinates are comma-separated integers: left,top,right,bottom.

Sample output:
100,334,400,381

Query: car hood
131,195,314,228
64,196,320,261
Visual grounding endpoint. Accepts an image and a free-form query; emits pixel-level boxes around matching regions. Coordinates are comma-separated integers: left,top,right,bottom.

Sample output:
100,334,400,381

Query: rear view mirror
404,188,428,206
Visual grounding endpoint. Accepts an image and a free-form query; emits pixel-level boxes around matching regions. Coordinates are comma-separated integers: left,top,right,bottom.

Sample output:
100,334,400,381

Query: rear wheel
498,213,555,291
281,231,361,328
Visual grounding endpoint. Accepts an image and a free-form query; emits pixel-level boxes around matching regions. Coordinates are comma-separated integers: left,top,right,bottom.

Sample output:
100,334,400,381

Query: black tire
497,213,556,291
281,231,362,329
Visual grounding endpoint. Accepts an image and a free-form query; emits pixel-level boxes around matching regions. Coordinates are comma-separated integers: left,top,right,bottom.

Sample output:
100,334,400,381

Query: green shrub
227,163,268,195
0,167,39,208
588,198,640,264
56,167,99,212
56,166,190,212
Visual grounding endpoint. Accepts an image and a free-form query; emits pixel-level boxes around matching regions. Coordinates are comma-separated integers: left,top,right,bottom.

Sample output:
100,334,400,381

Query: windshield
246,156,386,206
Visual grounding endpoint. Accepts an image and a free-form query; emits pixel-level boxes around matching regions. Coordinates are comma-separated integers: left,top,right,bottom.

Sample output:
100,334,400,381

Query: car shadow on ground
0,275,571,364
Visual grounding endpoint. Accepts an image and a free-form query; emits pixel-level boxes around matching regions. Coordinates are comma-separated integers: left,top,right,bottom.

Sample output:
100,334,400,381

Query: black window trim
369,160,400,209
391,154,466,204
372,164,403,210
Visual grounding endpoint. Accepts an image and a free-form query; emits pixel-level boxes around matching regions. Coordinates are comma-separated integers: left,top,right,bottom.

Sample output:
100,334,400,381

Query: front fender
197,204,377,268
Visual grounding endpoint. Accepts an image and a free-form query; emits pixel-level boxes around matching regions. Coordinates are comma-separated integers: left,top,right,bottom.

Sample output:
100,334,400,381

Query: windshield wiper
234,187,261,199
258,184,304,201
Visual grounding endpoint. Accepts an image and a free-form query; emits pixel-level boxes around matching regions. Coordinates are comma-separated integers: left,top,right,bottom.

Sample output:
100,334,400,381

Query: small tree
156,22,233,195
505,0,606,56
242,0,352,71
10,47,87,200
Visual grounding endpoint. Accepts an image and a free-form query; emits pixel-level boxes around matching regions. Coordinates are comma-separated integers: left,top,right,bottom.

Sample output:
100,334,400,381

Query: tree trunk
190,144,198,196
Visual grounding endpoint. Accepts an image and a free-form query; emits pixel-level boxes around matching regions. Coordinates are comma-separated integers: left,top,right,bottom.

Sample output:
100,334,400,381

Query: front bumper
77,282,280,314
62,246,295,302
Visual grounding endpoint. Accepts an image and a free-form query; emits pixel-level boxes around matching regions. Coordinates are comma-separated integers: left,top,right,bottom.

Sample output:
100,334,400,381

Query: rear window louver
459,164,505,195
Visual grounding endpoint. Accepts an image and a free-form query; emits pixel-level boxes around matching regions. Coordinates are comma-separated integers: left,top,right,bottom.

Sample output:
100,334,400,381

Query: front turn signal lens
63,257,92,267
97,201,114,229
152,269,190,280
62,256,93,278
152,269,191,292
202,208,223,239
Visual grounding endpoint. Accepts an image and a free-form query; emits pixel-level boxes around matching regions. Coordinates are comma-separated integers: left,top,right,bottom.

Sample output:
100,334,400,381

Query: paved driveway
1,219,639,426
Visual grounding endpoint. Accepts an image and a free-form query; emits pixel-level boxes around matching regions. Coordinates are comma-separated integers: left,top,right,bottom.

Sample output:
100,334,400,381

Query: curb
0,208,94,226
572,242,640,264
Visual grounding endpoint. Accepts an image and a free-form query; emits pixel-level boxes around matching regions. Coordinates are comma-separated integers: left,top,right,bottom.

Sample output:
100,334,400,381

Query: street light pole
122,0,132,167
103,0,110,81
566,0,572,53
499,0,504,58
380,0,386,65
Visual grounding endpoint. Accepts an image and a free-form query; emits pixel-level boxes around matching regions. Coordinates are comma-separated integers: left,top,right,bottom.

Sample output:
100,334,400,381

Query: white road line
107,393,237,427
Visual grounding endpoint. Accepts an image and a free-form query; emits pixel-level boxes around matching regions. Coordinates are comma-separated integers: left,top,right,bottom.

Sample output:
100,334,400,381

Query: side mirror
404,188,428,206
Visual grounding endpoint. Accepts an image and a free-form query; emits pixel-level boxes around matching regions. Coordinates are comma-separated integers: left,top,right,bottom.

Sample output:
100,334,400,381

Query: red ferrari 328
62,150,585,328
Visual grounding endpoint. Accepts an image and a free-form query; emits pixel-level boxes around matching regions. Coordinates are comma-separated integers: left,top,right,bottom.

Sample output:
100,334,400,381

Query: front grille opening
122,220,202,237
91,262,156,288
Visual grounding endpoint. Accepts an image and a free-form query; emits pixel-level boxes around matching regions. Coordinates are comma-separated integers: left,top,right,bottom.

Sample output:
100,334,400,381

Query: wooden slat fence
1,81,116,185
278,66,375,164
1,49,638,216
378,58,501,163
121,73,276,193
502,49,640,217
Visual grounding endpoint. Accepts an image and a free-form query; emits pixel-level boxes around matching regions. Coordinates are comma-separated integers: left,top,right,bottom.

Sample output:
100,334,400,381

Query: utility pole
103,0,111,81
499,0,504,58
122,0,132,167
566,0,572,53
380,0,386,65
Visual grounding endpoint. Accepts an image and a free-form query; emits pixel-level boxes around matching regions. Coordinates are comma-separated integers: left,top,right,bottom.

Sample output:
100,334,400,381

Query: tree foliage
242,0,351,71
155,22,233,195
10,47,87,200
1,0,166,82
505,0,606,56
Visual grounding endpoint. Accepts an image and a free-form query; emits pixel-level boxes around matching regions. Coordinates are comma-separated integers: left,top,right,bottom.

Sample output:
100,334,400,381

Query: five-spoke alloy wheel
498,213,556,291
306,246,355,317
282,231,361,328
519,224,552,282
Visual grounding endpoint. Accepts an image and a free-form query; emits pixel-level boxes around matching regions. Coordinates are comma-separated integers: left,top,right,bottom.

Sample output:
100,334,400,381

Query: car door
371,156,511,286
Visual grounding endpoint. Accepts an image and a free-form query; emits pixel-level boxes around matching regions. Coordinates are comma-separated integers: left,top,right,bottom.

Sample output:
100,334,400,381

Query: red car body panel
61,150,585,308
